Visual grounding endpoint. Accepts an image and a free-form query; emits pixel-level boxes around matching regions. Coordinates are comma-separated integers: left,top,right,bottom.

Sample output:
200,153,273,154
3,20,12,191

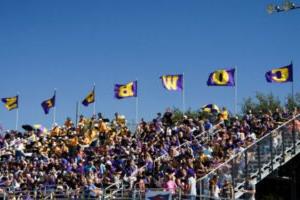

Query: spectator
209,175,220,199
220,180,234,199
187,169,197,200
164,174,177,194
242,176,256,200
0,107,293,199
86,179,102,198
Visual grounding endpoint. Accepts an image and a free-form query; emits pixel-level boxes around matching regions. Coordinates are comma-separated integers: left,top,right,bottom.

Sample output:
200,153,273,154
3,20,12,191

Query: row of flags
1,63,294,114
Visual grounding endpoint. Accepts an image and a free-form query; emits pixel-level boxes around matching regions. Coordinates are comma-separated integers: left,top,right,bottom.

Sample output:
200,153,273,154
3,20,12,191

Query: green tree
172,107,184,122
241,92,282,115
285,93,300,111
241,97,256,114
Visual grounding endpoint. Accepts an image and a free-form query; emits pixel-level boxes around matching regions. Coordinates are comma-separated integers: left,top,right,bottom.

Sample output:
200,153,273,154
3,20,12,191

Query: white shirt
188,176,197,196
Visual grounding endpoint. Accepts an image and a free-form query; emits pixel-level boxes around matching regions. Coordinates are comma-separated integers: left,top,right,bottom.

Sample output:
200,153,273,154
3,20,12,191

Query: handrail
152,121,223,164
103,120,223,196
176,121,223,150
134,121,223,174
103,180,123,199
197,113,300,182
239,114,299,153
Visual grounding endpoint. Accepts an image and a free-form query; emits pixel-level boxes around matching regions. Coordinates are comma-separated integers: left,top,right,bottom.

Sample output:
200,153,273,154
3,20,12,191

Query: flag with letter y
41,92,56,114
82,86,95,106
1,95,18,111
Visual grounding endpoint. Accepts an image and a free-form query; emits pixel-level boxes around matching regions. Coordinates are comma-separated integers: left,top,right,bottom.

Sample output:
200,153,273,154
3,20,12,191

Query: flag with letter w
1,95,18,111
114,81,137,99
160,74,183,91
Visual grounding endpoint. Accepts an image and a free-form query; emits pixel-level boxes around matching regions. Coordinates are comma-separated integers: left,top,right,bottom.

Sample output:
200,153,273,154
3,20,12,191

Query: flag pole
291,61,294,106
292,79,294,104
16,108,19,130
53,89,56,125
15,93,19,130
135,79,139,125
75,101,79,128
93,83,96,116
234,66,238,115
182,73,185,114
135,95,139,125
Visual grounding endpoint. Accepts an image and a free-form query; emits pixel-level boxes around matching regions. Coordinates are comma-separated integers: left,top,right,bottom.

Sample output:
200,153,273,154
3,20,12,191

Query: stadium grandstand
0,106,299,200
1,0,300,199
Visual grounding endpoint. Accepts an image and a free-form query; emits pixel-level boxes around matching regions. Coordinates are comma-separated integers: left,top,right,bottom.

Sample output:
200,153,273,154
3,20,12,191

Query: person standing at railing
209,175,220,199
242,176,256,200
186,169,197,200
163,174,177,195
220,180,234,199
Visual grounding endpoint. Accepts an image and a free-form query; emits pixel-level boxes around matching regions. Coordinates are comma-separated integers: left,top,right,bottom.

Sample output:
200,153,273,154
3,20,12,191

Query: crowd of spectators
0,107,298,199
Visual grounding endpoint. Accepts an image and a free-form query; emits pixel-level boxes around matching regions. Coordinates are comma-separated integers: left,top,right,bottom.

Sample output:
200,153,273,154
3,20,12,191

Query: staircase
197,114,300,199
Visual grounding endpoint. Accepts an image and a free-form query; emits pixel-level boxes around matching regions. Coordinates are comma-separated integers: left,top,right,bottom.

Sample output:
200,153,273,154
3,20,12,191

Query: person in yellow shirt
68,135,79,147
98,119,108,133
219,107,229,121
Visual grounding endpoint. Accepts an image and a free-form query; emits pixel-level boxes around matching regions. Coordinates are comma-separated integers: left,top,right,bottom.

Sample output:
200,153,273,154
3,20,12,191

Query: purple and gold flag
207,68,235,86
1,95,18,111
41,92,56,114
160,74,183,91
114,81,137,99
82,86,95,106
265,63,293,83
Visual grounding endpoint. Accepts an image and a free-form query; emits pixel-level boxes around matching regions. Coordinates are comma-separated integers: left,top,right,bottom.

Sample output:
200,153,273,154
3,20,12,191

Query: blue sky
0,0,299,130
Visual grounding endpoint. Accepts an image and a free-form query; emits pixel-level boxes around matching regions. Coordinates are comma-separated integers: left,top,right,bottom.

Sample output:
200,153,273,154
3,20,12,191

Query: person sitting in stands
86,178,102,198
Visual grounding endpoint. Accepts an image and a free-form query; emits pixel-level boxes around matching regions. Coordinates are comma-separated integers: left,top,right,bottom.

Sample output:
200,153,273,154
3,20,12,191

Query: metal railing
197,114,300,199
102,121,224,199
0,186,106,200
103,121,224,199
5,115,300,200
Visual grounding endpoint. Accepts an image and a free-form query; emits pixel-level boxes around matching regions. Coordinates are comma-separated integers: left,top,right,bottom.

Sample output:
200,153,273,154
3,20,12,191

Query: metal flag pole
182,73,186,114
53,89,57,125
135,95,139,125
291,61,294,105
15,93,19,130
93,83,96,116
135,79,139,125
234,66,238,115
16,108,19,130
75,101,79,128
292,79,294,107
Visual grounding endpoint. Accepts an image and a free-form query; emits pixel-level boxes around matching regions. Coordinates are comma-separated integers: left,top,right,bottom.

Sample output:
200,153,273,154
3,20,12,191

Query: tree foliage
170,92,300,121
241,92,300,115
